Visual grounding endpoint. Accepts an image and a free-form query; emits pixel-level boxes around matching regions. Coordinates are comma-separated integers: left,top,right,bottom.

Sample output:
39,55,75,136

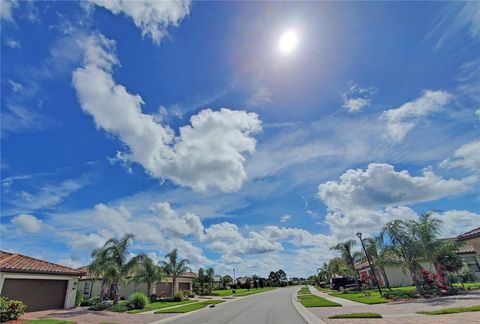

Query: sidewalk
308,285,362,306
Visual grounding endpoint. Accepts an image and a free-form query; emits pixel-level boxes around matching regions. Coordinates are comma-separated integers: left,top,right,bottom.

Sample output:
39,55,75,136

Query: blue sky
1,1,479,277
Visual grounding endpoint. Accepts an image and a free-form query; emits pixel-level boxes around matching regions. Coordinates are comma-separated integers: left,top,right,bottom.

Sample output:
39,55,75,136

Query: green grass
211,287,276,297
298,286,310,294
328,312,383,319
315,286,332,292
25,320,76,324
155,300,224,313
453,282,480,290
329,291,388,304
297,294,341,307
417,305,480,315
127,299,197,313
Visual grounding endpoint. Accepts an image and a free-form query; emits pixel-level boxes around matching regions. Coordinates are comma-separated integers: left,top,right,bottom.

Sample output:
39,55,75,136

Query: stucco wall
0,272,79,309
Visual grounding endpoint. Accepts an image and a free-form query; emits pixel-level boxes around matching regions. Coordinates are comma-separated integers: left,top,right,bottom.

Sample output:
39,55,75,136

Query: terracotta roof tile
455,242,476,254
0,250,86,276
458,227,480,241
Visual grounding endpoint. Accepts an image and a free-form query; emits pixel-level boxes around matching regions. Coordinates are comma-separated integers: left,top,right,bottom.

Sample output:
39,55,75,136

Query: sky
1,1,479,278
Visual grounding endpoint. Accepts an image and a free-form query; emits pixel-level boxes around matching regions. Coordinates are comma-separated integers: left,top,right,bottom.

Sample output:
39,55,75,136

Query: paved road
169,286,307,324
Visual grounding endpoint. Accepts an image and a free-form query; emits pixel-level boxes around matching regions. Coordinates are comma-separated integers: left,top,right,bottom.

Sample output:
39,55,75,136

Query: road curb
291,287,326,324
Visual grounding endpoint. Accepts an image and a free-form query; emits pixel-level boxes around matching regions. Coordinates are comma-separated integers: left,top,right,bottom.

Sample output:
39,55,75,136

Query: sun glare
279,30,298,54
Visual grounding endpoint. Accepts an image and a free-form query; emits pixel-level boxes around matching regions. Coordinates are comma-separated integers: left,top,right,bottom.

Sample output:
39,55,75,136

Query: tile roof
455,242,476,254
0,250,86,276
457,227,480,241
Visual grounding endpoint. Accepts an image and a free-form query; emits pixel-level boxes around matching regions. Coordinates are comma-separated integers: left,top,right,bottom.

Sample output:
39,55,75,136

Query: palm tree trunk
380,266,390,289
112,279,120,304
172,276,177,297
100,279,108,301
147,282,151,299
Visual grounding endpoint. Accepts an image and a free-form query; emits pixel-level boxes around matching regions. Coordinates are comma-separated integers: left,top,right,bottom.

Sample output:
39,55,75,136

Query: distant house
77,266,196,299
0,251,85,311
356,235,480,286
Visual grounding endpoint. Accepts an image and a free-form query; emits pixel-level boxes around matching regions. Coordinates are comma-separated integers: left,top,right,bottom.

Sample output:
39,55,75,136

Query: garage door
179,282,190,292
1,279,67,311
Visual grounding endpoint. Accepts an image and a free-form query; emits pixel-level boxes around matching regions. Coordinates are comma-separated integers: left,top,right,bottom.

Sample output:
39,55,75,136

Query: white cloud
440,140,480,172
476,109,480,119
433,210,480,237
246,87,272,107
1,105,52,137
8,80,23,93
280,214,290,223
341,81,377,113
0,0,17,22
88,0,191,44
382,90,452,141
205,222,243,242
73,34,262,192
11,214,43,233
5,39,20,48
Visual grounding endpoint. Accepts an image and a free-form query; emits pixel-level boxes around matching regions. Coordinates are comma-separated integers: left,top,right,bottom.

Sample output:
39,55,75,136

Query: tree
382,219,424,294
90,233,143,304
252,275,259,289
159,249,191,297
131,255,163,298
222,275,233,288
363,235,391,288
330,239,360,278
206,267,215,293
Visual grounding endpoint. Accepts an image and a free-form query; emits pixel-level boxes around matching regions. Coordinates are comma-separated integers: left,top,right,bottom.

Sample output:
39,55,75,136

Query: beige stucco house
77,266,196,299
0,251,85,311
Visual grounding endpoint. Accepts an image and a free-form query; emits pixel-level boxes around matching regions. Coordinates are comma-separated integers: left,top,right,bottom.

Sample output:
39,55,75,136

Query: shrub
149,294,158,302
109,303,129,312
75,289,83,307
128,292,149,310
81,296,101,307
329,312,382,319
88,301,111,311
172,292,183,302
231,289,236,294
0,297,26,322
384,290,418,300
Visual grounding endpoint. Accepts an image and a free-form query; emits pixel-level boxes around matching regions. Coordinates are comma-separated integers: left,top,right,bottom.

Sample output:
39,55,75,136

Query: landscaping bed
328,312,382,319
155,300,224,313
127,300,197,313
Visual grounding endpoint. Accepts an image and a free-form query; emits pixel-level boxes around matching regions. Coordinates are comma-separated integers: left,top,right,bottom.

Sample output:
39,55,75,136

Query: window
83,281,91,295
463,255,480,272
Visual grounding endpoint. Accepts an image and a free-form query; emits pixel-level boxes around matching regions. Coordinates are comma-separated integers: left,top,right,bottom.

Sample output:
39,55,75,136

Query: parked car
331,277,359,291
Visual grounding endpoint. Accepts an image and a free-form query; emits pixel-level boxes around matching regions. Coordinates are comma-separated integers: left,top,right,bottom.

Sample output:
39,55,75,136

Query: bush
88,301,111,311
172,292,183,302
384,290,418,300
81,296,101,307
0,297,26,322
128,292,149,309
75,289,83,307
149,294,158,302
109,303,129,312
231,289,236,294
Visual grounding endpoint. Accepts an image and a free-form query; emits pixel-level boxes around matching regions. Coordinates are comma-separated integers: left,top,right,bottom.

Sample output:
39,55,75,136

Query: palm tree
382,219,424,294
90,233,143,304
222,275,233,288
317,262,331,283
131,255,163,298
363,235,391,288
330,239,360,278
206,267,215,293
159,249,191,297
327,257,349,278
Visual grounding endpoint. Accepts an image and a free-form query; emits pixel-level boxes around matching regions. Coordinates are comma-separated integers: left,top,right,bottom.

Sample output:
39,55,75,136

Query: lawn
211,287,276,296
127,299,196,313
329,291,388,304
417,305,480,315
25,320,76,324
453,282,480,290
297,294,341,307
315,286,332,292
328,312,383,319
155,300,224,313
298,286,310,294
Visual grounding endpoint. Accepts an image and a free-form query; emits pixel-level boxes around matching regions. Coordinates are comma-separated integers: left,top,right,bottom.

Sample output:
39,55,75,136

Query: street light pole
233,268,236,287
356,232,383,297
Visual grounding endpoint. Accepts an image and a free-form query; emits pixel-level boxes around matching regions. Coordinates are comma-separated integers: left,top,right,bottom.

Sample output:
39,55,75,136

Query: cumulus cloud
433,210,480,237
72,34,262,192
88,0,191,44
246,87,272,107
204,222,243,242
318,163,469,211
382,90,452,141
476,109,480,119
0,0,17,22
440,140,480,172
341,81,377,113
11,214,43,233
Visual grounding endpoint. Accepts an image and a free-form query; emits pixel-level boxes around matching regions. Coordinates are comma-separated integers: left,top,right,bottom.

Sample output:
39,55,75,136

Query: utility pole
356,232,383,297
233,268,236,286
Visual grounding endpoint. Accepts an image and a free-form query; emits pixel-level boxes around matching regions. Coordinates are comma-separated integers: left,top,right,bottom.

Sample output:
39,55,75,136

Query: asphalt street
170,286,307,324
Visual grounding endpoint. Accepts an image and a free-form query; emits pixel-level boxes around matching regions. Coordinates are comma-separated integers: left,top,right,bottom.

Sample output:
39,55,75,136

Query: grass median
155,300,224,313
211,287,276,297
297,293,341,307
417,305,480,315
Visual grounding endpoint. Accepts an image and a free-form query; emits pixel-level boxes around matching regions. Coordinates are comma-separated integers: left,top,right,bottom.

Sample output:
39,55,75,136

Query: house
0,251,85,311
77,267,196,299
457,227,480,280
356,239,480,287
457,227,480,255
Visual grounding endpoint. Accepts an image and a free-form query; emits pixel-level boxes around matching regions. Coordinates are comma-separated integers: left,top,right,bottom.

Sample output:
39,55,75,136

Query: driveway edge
291,287,326,324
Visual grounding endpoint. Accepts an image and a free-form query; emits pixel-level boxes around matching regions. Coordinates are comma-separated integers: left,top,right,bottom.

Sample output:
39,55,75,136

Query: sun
279,30,298,54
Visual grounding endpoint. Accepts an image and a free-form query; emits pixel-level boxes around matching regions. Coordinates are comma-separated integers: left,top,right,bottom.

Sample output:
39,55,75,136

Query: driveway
19,307,176,324
163,286,306,324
